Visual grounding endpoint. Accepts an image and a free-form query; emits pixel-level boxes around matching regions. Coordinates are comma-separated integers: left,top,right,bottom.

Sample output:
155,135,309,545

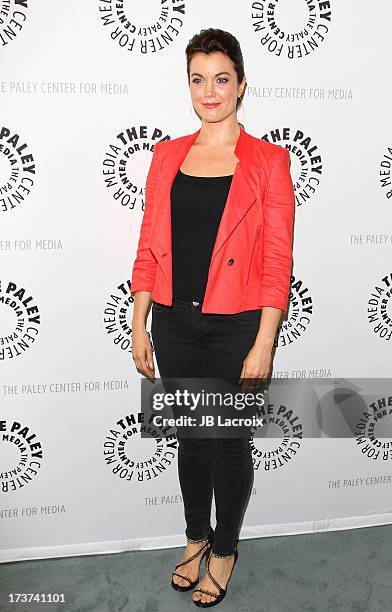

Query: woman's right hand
131,325,155,381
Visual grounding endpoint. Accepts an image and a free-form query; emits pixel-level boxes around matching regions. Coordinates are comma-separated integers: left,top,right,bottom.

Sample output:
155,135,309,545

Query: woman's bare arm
131,290,155,381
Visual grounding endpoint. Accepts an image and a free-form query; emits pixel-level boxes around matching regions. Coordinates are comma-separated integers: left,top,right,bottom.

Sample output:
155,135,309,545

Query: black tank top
170,168,234,302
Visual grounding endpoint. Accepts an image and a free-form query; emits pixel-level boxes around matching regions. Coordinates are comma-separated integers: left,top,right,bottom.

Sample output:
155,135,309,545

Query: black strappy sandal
171,527,215,592
192,546,239,607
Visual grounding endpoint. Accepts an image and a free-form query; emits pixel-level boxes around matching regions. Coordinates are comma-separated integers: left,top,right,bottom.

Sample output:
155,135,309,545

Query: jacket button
227,258,234,266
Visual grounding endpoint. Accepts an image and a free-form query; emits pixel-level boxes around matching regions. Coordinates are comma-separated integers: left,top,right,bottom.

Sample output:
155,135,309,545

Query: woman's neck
195,120,241,149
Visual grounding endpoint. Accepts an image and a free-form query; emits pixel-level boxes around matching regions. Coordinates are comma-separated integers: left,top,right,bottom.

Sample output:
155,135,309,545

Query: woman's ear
238,78,247,98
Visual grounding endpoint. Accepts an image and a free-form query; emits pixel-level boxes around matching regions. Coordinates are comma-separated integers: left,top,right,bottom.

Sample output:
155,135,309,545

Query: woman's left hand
238,343,273,392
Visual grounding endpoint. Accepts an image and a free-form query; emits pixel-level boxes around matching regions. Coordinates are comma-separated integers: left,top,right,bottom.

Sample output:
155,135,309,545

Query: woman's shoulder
155,132,191,150
152,133,189,163
245,130,287,159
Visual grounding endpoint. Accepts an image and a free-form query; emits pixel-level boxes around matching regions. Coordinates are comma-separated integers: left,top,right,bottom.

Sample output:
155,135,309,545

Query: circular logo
354,395,392,462
0,4,30,49
261,127,323,206
103,279,155,354
97,1,187,54
379,146,392,200
0,280,41,360
103,411,178,484
0,419,43,493
367,272,392,342
0,126,36,213
251,0,332,59
102,126,169,212
275,274,313,347
249,400,304,471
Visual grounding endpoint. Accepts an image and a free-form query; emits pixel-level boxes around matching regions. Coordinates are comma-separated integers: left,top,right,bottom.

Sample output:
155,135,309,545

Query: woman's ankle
186,526,212,544
210,550,235,558
187,538,208,545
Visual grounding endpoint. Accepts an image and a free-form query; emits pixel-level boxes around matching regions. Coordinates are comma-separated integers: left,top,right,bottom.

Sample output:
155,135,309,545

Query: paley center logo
261,127,323,207
249,397,304,472
0,280,41,360
379,146,392,200
102,125,170,212
0,419,43,493
354,393,392,463
98,1,187,54
276,273,314,348
103,278,154,354
0,1,30,48
367,271,392,342
0,126,36,213
102,411,178,485
251,0,332,59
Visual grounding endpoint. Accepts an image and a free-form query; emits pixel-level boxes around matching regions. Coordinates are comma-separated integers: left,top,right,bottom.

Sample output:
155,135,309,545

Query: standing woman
131,29,295,607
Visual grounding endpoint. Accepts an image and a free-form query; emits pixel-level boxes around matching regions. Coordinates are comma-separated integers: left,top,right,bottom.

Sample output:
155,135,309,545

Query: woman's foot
192,552,236,604
172,538,212,588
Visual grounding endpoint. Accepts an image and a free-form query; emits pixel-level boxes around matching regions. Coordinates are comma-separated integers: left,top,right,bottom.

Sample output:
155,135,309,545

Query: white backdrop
1,1,392,563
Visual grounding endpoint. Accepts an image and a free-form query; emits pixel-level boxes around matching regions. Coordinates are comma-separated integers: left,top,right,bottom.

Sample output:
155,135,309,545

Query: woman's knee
212,437,251,462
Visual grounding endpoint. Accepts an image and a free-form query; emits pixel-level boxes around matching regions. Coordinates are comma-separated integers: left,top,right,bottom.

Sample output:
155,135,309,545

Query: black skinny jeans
151,298,261,556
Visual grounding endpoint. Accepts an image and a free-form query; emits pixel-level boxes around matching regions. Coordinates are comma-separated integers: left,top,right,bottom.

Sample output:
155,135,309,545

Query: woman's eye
217,77,228,84
192,78,202,84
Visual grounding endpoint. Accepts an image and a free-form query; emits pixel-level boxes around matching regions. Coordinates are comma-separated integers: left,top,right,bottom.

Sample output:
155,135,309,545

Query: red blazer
130,126,295,314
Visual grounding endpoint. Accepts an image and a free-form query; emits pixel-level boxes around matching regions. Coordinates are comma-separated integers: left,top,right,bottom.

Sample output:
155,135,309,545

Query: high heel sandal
171,527,215,592
192,546,239,607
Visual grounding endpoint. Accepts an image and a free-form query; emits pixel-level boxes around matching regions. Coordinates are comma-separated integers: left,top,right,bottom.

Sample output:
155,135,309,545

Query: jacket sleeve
259,147,295,314
130,141,162,296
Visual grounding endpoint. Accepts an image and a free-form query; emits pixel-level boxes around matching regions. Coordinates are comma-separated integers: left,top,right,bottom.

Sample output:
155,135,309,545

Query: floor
0,525,390,612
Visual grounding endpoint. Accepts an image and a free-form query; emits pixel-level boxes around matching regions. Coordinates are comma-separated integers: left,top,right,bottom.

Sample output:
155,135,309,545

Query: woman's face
188,51,245,124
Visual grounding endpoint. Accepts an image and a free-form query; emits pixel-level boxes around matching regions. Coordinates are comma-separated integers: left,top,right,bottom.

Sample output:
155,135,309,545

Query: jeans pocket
228,309,262,325
152,301,172,314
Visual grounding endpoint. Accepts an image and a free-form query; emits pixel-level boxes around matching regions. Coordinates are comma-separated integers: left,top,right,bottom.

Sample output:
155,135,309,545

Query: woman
131,28,295,607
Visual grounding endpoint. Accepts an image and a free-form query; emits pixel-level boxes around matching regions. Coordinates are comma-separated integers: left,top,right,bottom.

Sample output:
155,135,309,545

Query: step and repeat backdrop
1,1,392,563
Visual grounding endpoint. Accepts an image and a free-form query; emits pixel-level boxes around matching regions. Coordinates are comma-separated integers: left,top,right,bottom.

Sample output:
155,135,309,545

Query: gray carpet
0,525,390,611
